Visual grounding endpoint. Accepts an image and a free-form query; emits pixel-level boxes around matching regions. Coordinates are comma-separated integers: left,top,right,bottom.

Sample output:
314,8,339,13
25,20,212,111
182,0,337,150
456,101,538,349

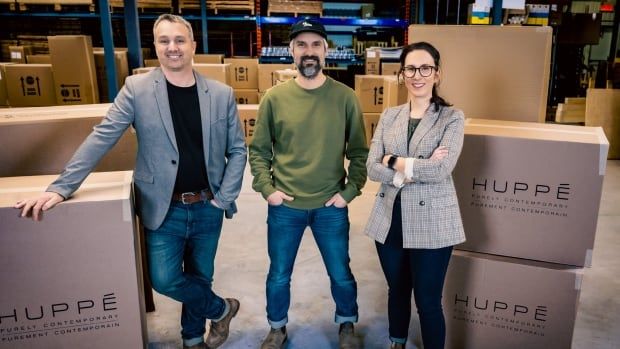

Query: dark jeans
375,197,453,349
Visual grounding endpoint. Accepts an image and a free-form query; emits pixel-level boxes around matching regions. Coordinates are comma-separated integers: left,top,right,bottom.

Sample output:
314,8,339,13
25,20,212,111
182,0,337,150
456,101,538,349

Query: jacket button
419,200,425,206
171,160,177,165
418,155,424,159
379,193,385,197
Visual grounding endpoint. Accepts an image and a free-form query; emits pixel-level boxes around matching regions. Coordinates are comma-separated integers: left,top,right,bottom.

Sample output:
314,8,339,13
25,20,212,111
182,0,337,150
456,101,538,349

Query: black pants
375,197,453,348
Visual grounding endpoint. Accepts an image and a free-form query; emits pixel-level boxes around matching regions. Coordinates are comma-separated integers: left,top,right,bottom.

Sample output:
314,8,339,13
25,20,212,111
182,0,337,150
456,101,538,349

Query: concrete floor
146,160,620,349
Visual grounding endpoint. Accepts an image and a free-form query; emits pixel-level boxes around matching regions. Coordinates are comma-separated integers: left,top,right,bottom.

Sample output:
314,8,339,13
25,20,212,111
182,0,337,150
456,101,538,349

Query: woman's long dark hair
399,41,452,112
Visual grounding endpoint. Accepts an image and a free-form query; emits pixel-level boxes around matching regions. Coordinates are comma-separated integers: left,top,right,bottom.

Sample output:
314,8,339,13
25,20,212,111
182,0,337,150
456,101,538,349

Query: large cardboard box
223,58,258,89
585,88,620,159
365,48,381,75
363,112,380,146
273,69,297,85
383,75,407,110
93,49,129,103
0,63,12,106
132,67,155,75
258,63,294,92
0,104,136,177
237,104,258,144
0,171,147,349
5,64,56,107
355,75,384,113
443,250,582,349
144,59,160,67
9,45,32,63
453,119,609,266
193,63,230,85
233,88,259,104
48,35,99,105
26,54,51,64
408,25,552,122
194,54,224,64
381,62,401,76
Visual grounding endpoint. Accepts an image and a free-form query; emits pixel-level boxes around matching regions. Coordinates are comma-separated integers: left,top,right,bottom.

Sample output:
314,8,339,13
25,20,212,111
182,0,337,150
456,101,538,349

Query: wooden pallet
0,0,16,11
267,0,322,17
17,0,94,11
109,0,172,12
179,0,254,15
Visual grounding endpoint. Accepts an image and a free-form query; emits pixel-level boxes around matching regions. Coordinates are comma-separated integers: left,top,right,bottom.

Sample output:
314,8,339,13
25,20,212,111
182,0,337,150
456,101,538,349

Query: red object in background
600,3,614,12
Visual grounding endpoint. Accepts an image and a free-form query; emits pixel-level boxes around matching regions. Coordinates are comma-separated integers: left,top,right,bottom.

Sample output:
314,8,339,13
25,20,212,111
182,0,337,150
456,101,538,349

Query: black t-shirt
166,80,210,193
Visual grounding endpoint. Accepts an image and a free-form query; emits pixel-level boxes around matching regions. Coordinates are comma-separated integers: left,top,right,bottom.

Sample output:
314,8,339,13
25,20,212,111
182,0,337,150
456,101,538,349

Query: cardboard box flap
0,103,112,124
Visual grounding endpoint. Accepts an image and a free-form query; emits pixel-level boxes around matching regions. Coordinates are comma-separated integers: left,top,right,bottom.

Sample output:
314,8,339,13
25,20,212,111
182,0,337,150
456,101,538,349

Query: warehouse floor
146,160,620,349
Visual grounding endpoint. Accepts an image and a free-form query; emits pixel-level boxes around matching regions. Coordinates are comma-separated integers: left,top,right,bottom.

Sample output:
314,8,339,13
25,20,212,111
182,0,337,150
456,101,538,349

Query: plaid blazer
364,103,466,249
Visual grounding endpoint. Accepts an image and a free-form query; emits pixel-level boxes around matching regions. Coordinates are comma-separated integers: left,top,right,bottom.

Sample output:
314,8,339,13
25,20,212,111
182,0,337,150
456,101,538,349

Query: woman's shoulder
439,105,465,121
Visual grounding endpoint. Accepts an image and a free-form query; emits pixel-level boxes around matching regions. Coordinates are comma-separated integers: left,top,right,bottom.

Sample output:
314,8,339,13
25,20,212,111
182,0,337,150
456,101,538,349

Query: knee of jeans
150,270,183,296
415,298,443,316
267,270,292,286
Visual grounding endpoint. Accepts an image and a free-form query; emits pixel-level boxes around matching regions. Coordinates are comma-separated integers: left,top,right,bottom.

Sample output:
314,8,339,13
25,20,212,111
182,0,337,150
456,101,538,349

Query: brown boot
260,326,287,349
339,322,360,349
204,298,240,349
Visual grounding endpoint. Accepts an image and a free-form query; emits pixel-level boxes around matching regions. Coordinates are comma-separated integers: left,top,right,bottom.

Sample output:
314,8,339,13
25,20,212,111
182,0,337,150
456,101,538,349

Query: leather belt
171,189,214,204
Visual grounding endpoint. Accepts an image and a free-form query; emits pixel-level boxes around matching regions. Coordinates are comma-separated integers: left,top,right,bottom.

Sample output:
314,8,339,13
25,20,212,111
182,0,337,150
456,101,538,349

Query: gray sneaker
260,326,287,349
205,298,240,349
339,322,360,349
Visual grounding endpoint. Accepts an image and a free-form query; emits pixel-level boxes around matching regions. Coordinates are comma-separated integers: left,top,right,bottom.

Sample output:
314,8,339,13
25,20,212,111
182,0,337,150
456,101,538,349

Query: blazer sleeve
47,79,136,198
367,108,398,185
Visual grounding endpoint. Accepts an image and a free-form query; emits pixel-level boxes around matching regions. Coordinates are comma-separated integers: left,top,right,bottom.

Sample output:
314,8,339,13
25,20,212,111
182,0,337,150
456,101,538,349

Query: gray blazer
364,103,466,249
48,68,247,230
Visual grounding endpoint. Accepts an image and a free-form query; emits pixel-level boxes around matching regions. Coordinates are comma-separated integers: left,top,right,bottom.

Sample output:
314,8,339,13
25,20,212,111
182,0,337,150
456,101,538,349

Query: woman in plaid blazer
364,42,466,349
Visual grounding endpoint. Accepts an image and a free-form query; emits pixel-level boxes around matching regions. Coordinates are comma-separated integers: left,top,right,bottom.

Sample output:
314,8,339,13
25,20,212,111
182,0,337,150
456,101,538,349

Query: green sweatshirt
249,76,368,209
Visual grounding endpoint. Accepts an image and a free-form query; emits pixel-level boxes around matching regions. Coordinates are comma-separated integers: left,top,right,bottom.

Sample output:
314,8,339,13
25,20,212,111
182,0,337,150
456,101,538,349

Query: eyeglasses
401,65,436,78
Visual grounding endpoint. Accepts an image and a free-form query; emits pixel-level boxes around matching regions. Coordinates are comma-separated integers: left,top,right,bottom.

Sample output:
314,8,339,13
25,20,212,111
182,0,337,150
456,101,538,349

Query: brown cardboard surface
9,45,32,63
192,63,230,85
144,59,160,67
258,63,294,92
383,75,407,110
408,25,552,122
5,64,56,107
0,171,147,349
233,88,259,104
381,62,401,76
443,250,582,349
453,119,609,266
93,50,129,103
48,35,99,105
223,58,258,89
363,112,381,146
26,54,51,64
365,48,380,75
274,69,297,85
586,88,620,159
0,63,12,106
237,104,258,144
355,75,384,113
0,104,136,177
194,54,224,64
132,67,155,75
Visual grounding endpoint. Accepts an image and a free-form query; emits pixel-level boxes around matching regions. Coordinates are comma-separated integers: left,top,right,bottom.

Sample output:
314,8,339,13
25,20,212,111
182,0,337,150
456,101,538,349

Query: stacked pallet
179,0,255,14
16,35,49,54
0,0,16,11
109,0,172,12
267,0,322,16
555,97,586,123
17,0,94,11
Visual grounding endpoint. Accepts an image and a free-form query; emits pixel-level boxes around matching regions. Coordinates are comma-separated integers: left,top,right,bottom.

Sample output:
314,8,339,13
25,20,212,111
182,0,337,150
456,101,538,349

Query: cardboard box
237,104,258,144
233,88,259,104
0,63,12,106
443,250,582,349
93,50,129,103
0,171,147,349
192,63,230,85
381,62,401,76
585,88,620,159
355,75,384,113
0,104,136,177
453,119,609,266
383,75,407,110
258,63,294,92
365,48,381,75
194,54,224,64
9,45,33,63
144,59,160,67
273,69,297,85
132,67,155,75
5,64,56,107
223,58,258,89
363,112,381,145
26,54,51,64
48,35,99,105
408,25,552,122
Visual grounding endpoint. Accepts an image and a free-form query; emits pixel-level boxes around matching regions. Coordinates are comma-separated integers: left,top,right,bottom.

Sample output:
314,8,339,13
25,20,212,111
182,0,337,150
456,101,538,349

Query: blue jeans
375,197,453,349
145,201,227,344
266,204,358,328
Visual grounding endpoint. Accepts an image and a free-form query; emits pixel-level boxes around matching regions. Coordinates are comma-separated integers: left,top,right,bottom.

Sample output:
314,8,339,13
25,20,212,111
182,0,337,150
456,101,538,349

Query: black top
166,80,210,193
408,117,422,143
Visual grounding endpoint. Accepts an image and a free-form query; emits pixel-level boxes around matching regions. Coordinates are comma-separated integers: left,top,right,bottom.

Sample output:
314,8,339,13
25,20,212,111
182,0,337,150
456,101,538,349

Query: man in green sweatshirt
249,19,368,349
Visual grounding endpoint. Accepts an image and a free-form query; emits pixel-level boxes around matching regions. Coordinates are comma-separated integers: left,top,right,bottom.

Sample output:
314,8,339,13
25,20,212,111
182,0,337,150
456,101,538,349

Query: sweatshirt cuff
340,185,359,203
260,185,277,201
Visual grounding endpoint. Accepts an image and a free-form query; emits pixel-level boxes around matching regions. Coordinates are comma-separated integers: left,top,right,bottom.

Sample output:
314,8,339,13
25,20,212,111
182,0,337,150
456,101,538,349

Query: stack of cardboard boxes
446,119,610,348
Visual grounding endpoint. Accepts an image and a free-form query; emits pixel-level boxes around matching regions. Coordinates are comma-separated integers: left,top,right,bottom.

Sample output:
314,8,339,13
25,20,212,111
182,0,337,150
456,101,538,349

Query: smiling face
401,49,440,101
290,32,326,79
154,20,196,74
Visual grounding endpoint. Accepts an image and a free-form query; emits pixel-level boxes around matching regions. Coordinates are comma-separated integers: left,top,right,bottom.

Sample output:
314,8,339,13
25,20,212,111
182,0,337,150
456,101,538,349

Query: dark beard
296,55,322,79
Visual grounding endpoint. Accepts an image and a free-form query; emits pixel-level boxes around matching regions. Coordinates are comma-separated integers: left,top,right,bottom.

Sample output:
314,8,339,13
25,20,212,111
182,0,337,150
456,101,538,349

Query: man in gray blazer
15,14,246,349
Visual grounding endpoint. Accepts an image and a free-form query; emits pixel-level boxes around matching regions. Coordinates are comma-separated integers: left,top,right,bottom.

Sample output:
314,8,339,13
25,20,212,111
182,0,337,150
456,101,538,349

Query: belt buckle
180,191,195,205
